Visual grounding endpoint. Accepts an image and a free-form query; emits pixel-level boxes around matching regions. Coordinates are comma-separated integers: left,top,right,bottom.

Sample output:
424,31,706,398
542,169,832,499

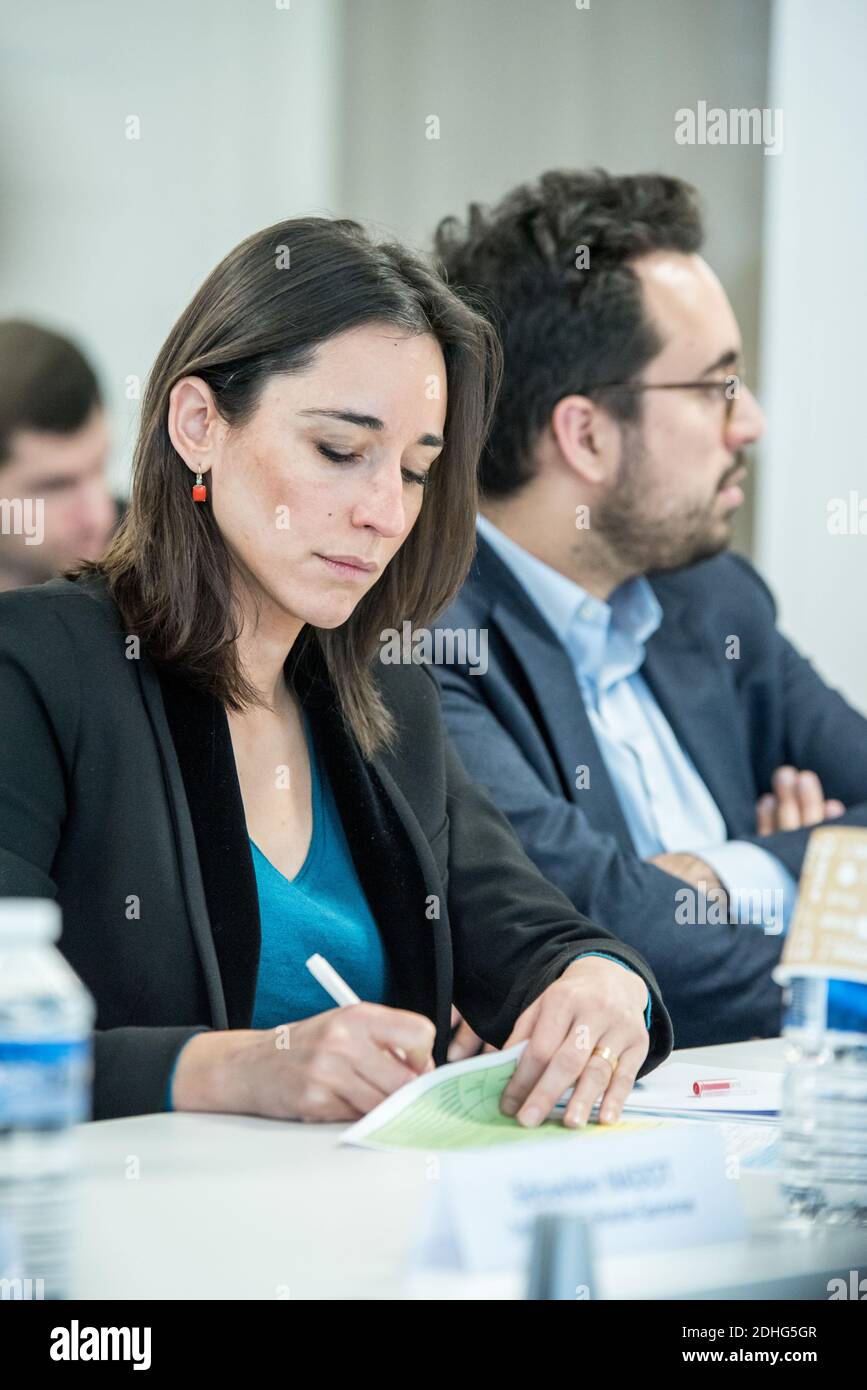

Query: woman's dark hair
71,217,500,757
433,168,704,499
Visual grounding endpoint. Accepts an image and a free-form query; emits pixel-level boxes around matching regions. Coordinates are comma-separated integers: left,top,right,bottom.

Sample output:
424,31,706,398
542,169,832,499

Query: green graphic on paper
365,1057,659,1151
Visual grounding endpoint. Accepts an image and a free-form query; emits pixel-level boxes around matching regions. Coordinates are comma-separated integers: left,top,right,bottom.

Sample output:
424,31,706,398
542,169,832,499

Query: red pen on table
692,1078,742,1096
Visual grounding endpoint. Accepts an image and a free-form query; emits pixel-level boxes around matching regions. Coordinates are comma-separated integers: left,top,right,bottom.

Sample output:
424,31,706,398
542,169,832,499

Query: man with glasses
430,169,862,1051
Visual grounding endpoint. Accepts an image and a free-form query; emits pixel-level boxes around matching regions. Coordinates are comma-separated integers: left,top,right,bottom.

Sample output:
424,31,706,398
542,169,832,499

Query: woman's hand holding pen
171,1004,435,1122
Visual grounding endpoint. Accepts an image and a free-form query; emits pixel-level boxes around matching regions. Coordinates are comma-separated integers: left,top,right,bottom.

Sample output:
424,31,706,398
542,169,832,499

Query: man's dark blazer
433,536,867,1047
0,571,671,1120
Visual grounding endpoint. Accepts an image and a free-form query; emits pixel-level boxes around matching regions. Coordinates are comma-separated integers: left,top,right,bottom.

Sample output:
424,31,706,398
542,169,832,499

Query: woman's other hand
498,956,650,1130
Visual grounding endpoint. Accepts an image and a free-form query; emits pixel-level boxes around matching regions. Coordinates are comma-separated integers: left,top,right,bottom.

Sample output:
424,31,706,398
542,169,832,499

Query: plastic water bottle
0,899,94,1299
780,975,867,1225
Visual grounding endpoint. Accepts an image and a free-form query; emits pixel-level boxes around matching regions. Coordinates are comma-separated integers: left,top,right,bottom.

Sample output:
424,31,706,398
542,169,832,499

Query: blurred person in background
0,320,120,591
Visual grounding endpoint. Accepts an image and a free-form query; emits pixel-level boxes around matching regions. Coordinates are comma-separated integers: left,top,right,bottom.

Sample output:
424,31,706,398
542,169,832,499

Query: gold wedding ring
592,1045,619,1072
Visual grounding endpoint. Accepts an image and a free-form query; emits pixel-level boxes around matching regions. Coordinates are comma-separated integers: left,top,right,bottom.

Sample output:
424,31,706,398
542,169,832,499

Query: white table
72,1039,867,1299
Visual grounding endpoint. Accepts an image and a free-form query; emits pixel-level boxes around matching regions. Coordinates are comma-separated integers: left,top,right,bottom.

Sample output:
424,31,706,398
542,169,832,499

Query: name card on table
414,1123,744,1275
774,825,867,985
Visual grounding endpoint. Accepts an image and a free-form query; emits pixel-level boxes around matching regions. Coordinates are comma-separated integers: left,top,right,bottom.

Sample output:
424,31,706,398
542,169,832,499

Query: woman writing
0,217,671,1127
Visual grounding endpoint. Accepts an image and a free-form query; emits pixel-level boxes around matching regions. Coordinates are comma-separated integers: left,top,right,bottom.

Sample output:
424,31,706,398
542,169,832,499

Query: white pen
306,953,361,1006
305,953,408,1062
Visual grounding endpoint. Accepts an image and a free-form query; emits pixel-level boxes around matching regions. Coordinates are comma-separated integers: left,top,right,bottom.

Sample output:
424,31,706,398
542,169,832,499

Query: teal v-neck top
164,709,388,1108
248,709,389,1028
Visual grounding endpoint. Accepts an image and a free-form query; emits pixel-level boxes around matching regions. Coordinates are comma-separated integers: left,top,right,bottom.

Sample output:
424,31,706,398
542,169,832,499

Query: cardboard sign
775,826,867,985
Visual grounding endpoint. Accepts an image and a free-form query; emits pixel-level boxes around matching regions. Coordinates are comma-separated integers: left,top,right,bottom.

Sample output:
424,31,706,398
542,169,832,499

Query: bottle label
0,1039,92,1126
826,978,867,1037
784,977,867,1040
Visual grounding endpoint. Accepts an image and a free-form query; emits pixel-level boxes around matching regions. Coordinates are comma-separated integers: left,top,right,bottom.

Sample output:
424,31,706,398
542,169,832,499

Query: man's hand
647,852,722,890
447,1005,495,1061
756,766,845,834
498,956,650,1129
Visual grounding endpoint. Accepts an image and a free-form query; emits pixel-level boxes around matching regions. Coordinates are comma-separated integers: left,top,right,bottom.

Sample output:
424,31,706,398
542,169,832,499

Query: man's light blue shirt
476,514,797,930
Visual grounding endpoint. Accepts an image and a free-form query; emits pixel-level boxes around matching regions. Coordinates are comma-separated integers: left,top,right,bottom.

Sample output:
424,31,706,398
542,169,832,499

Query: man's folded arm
738,613,867,876
437,672,784,1044
691,840,798,929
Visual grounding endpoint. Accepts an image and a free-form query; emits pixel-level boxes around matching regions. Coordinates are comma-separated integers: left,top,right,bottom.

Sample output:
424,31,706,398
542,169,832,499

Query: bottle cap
0,898,61,943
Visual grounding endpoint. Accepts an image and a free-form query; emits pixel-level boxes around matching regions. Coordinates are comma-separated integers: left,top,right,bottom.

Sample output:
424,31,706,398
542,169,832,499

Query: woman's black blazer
0,572,672,1118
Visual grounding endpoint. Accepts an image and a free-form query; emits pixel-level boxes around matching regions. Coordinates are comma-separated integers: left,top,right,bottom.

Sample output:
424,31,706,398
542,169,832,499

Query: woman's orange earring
192,471,207,503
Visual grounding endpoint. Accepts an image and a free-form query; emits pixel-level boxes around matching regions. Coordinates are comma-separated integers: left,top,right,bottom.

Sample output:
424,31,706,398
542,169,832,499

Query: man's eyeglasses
592,375,743,426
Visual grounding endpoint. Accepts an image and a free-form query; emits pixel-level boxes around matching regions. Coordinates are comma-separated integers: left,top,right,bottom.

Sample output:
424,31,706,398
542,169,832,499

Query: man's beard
591,429,743,577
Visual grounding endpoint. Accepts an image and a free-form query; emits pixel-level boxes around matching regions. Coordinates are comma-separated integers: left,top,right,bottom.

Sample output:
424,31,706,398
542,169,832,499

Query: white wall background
757,0,867,712
336,0,771,557
0,0,340,490
2,0,865,712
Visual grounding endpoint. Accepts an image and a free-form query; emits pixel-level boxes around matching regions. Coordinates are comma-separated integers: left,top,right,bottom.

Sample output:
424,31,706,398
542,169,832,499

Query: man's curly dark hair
432,169,705,499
